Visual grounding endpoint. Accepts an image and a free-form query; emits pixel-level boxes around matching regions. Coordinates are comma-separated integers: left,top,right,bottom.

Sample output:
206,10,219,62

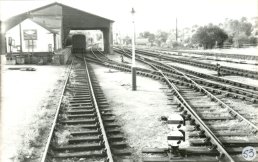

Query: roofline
3,15,28,32
29,18,58,34
3,2,58,23
27,2,59,14
56,2,115,22
2,2,57,32
4,2,114,23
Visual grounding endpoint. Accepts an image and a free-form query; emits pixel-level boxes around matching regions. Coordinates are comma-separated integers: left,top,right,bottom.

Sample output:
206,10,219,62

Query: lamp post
131,7,137,91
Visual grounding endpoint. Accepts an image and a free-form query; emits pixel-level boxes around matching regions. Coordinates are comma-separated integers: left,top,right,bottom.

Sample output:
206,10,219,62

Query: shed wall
6,19,56,53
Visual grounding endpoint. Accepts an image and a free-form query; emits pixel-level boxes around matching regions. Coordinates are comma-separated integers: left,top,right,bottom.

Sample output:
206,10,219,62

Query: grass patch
13,80,65,162
55,130,71,146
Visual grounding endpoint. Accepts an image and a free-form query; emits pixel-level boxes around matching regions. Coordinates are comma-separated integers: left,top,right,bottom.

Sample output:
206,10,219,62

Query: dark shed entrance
61,3,113,53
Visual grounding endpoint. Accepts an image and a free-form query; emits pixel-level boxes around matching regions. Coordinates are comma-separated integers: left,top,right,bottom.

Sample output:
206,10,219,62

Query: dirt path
1,65,67,161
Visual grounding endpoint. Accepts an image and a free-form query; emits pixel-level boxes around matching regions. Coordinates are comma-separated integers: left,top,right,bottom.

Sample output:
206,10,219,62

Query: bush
172,42,184,49
192,25,228,49
249,36,257,44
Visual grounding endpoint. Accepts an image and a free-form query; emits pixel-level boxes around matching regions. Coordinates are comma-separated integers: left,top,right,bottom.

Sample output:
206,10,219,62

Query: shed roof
3,2,114,33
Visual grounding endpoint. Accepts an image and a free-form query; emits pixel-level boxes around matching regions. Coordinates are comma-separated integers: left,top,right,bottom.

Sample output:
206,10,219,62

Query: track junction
41,48,258,162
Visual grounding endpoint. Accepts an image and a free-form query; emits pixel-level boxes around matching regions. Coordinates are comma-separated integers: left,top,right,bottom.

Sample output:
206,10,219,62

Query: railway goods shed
1,2,114,63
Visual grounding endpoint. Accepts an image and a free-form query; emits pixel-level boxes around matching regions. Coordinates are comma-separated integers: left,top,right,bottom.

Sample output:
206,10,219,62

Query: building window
25,40,37,50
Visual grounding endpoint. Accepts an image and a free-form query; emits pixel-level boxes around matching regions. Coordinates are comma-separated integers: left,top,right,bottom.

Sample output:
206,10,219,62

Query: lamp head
131,8,135,14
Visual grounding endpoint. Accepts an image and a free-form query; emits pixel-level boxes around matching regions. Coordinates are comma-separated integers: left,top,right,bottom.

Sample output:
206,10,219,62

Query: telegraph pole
19,23,23,52
176,18,178,42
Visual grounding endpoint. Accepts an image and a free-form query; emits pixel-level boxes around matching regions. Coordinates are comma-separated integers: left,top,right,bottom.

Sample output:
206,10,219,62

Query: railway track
128,48,258,79
86,48,258,161
116,47,258,121
88,48,258,112
41,56,131,162
141,69,258,161
92,47,258,108
113,47,258,102
89,48,258,127
141,48,258,65
142,80,258,161
172,49,258,61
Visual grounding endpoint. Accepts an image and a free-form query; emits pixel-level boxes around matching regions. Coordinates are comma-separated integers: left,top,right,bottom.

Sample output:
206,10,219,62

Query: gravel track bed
91,63,181,158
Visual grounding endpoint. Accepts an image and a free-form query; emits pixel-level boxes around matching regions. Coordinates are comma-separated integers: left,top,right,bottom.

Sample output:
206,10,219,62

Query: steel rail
41,59,74,162
120,48,257,128
90,47,104,63
115,48,258,96
115,47,258,87
188,74,258,96
141,47,258,61
115,48,257,98
125,48,258,90
136,48,258,76
99,49,257,109
171,64,258,130
172,49,258,61
96,48,110,62
137,53,258,95
95,48,135,71
116,47,258,160
122,50,258,130
83,57,114,162
157,49,258,66
166,62,258,91
93,49,257,130
145,55,258,131
159,71,235,162
153,65,258,97
124,49,258,97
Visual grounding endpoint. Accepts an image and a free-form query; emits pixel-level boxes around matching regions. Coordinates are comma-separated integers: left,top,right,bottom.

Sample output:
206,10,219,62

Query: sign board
23,29,37,40
8,37,12,46
48,44,52,52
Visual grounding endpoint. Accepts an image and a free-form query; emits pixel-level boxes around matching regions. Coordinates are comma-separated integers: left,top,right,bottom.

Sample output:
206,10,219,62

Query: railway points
2,45,258,162
77,47,257,161
131,48,258,79
143,48,258,72
1,1,258,162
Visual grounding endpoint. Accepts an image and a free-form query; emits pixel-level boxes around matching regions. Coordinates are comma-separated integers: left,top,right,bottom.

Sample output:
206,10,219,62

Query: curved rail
153,57,258,131
115,47,258,98
87,47,258,161
136,48,258,78
160,71,235,162
91,49,235,161
121,48,258,131
126,48,258,90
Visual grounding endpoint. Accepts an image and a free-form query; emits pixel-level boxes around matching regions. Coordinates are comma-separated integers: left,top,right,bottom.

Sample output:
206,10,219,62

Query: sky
0,0,257,35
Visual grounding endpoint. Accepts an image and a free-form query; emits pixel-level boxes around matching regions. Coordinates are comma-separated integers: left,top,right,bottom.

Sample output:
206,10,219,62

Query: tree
155,30,169,47
96,33,102,41
122,36,131,45
192,25,228,49
139,31,155,46
223,17,253,46
166,30,176,47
